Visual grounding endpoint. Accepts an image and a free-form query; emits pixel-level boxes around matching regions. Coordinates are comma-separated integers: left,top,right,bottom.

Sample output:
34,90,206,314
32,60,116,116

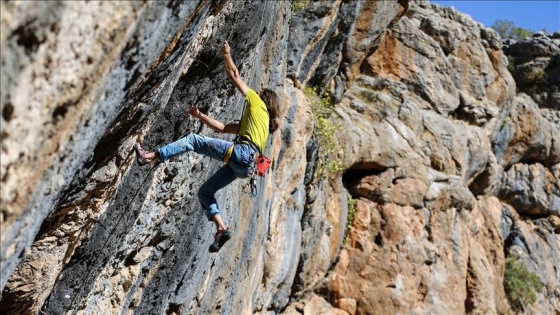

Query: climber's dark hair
260,89,281,133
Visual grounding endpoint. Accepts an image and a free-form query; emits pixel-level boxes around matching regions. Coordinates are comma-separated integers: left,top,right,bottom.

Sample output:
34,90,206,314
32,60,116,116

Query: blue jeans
157,134,255,220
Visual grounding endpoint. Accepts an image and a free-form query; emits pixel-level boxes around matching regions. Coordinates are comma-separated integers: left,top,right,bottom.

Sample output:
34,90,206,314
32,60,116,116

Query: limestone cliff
1,0,558,314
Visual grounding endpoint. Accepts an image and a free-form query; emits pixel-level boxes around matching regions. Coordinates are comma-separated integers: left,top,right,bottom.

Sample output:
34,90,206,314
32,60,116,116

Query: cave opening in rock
342,162,388,196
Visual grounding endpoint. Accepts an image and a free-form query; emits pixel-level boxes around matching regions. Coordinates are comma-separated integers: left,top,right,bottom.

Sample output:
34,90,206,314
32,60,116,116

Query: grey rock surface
504,34,560,110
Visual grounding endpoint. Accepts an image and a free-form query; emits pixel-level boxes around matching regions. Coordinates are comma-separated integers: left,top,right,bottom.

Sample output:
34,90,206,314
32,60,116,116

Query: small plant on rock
291,0,308,12
526,69,547,84
304,86,345,179
507,55,516,73
343,195,357,245
504,256,544,310
357,89,378,103
501,117,511,129
347,195,356,230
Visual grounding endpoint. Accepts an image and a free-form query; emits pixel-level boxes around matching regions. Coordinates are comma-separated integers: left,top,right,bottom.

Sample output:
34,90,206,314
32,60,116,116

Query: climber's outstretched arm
222,41,248,96
222,123,240,134
188,107,239,134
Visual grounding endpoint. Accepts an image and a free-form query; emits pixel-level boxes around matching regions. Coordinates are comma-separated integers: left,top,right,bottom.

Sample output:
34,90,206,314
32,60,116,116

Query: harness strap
223,144,235,163
234,135,261,156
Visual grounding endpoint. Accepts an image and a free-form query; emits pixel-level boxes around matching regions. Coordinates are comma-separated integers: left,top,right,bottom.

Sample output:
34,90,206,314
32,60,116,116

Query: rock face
316,2,560,314
504,32,560,111
1,0,558,314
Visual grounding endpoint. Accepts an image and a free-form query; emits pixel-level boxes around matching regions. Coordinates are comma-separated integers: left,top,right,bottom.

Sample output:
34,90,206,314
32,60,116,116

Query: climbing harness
223,144,235,163
234,135,271,177
232,135,271,198
223,134,272,198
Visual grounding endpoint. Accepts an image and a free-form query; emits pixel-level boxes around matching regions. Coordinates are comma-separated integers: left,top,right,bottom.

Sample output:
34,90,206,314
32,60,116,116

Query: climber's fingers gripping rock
221,41,231,55
188,107,201,118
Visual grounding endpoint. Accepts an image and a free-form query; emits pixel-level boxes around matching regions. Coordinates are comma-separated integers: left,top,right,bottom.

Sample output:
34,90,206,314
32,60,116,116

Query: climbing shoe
134,143,149,166
209,229,232,253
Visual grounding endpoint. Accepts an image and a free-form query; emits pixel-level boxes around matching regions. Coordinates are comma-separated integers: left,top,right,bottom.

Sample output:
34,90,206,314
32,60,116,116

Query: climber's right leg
134,143,159,165
157,134,230,162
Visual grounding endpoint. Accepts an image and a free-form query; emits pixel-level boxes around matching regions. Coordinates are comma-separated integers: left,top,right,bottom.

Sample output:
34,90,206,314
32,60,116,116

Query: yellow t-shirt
238,89,269,153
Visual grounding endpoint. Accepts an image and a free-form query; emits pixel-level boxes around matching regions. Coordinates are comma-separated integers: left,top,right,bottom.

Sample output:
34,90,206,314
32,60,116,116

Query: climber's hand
222,41,231,55
188,107,201,118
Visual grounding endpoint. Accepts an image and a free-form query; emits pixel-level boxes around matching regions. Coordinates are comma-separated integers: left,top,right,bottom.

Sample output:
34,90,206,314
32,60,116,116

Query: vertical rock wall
1,0,300,313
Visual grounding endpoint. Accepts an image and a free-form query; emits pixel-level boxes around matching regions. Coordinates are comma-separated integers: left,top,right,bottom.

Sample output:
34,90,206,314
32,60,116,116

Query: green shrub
491,20,533,40
504,257,544,310
343,195,357,245
507,55,515,73
526,69,547,84
357,90,378,103
501,117,511,129
347,195,356,230
304,86,345,179
291,0,308,12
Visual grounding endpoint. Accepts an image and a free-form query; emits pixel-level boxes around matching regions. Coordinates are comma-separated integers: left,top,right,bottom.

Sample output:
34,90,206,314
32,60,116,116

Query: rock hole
50,23,60,34
342,162,389,198
3,102,14,121
11,22,43,54
468,168,492,196
52,100,74,121
166,303,182,315
342,163,388,186
125,57,136,70
124,251,136,267
465,267,476,314
374,233,384,246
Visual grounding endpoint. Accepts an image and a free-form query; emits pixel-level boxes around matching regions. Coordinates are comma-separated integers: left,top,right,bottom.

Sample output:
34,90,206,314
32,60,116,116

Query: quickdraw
243,164,259,198
243,153,271,198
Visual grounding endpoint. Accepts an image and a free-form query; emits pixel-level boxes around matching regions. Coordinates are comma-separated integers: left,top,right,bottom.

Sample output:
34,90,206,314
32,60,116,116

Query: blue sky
431,1,560,33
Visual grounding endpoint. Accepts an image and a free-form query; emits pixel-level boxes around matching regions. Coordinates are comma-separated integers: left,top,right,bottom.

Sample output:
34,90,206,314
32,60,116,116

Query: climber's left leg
197,164,236,221
198,164,236,252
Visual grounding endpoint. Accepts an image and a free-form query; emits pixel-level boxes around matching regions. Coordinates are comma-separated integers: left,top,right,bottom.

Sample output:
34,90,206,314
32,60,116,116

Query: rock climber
134,41,281,252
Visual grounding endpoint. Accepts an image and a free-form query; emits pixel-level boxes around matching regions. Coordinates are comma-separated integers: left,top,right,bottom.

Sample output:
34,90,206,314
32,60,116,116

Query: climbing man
134,41,281,252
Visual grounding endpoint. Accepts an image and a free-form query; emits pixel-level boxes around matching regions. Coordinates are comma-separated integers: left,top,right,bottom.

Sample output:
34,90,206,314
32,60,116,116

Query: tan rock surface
316,1,558,314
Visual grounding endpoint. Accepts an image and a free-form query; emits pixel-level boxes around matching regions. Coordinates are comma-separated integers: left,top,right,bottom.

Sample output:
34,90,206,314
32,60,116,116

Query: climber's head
259,89,281,133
